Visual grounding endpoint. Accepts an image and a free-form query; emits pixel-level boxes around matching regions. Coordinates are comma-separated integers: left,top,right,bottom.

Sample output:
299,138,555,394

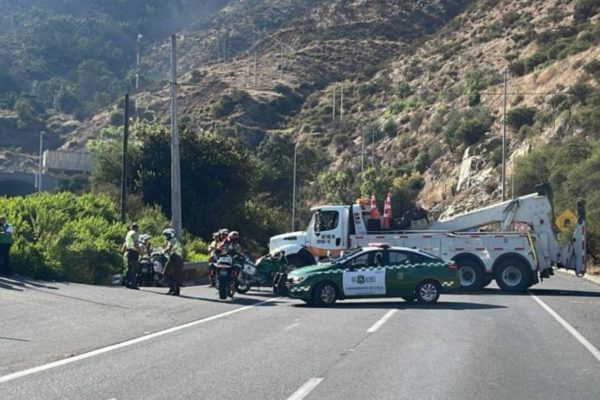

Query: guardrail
183,261,209,285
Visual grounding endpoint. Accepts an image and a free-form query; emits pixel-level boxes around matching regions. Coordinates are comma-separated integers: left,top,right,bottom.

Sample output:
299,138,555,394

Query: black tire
236,272,251,294
482,277,493,288
415,280,441,304
402,296,416,302
455,257,485,291
286,253,314,268
228,281,236,298
495,258,532,293
311,282,338,306
218,278,228,299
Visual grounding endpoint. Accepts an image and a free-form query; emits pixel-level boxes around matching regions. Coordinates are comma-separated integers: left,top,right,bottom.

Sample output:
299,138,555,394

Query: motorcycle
137,247,167,287
236,251,290,294
215,253,241,300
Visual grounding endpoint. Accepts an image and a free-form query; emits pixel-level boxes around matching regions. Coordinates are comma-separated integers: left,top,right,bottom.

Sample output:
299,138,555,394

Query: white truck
269,186,586,292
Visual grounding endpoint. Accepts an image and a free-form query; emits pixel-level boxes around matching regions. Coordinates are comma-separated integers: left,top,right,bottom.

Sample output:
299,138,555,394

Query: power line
481,91,570,96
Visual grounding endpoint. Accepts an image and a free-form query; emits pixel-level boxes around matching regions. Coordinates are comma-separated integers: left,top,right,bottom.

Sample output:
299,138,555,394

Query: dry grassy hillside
68,0,600,219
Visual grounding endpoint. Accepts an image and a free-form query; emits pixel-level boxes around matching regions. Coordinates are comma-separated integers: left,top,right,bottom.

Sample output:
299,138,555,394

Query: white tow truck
269,186,586,292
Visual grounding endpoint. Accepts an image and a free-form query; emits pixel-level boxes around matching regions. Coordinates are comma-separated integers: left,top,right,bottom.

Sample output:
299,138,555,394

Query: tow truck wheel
415,280,441,304
455,257,485,291
495,258,531,293
312,282,338,306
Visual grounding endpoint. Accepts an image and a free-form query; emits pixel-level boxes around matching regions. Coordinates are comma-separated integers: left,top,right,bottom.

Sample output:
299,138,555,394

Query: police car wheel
312,282,338,306
416,280,441,304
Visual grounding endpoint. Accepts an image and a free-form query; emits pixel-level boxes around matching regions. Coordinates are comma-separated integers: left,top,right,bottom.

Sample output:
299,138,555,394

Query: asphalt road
2,271,600,399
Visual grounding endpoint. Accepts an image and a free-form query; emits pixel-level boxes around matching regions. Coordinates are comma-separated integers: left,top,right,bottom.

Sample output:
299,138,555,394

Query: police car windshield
335,247,363,262
412,248,443,261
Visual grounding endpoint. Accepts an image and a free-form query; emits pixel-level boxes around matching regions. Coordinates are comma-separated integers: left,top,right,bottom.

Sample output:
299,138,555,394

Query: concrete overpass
0,171,56,197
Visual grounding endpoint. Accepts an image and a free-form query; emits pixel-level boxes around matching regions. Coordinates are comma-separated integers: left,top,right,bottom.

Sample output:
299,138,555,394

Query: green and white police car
285,244,460,306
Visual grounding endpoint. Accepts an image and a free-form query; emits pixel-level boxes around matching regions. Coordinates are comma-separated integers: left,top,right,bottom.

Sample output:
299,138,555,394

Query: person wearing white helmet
216,228,229,251
224,231,242,256
162,228,184,296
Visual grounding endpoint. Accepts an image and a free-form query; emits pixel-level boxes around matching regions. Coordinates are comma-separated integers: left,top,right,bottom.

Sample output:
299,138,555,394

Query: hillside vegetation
1,0,600,261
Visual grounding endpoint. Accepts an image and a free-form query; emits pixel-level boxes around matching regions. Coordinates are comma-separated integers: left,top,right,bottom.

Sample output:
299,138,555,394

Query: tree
317,169,355,204
129,122,254,239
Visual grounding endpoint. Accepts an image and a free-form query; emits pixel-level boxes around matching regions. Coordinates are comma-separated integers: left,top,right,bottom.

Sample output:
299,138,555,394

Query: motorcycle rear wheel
218,279,228,299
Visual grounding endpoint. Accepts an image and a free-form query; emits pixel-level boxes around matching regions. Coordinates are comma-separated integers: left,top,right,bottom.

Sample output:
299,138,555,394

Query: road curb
555,268,600,286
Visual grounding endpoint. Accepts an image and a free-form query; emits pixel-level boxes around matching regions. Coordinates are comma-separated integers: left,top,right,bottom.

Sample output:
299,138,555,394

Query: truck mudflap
558,198,586,277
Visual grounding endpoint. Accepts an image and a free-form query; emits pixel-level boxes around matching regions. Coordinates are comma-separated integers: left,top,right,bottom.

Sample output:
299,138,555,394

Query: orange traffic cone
370,194,379,219
383,192,392,229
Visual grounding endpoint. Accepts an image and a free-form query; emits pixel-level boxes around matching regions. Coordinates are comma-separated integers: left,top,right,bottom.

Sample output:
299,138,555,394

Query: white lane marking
0,298,279,384
531,293,600,363
366,309,397,333
285,319,300,331
287,378,324,400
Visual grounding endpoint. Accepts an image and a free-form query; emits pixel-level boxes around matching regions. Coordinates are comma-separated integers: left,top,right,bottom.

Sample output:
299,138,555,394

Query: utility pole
37,131,44,193
254,50,257,87
135,33,142,116
511,159,515,199
332,90,336,122
340,85,344,121
279,48,284,81
170,35,182,239
120,94,129,222
361,126,365,174
502,69,508,201
135,33,142,91
371,126,375,168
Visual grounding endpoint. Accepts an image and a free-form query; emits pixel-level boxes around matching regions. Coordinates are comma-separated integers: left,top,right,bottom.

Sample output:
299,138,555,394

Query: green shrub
388,99,405,114
383,118,398,137
507,106,537,131
584,59,600,81
445,106,493,148
395,82,412,99
574,0,600,22
0,192,206,283
413,152,431,173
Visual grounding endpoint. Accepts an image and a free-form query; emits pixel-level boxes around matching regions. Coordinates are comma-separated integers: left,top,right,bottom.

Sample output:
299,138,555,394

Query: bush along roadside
0,192,207,284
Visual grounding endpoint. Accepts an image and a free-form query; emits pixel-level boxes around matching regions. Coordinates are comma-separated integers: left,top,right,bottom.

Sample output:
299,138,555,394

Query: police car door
341,250,386,297
386,250,417,296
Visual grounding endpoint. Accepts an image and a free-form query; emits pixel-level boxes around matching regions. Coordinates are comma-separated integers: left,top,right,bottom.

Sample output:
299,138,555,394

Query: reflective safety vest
0,223,13,245
169,238,183,257
125,230,139,251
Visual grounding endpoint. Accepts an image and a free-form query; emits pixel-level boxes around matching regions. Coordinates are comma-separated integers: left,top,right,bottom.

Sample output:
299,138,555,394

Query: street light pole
38,131,44,193
502,69,508,201
292,143,298,231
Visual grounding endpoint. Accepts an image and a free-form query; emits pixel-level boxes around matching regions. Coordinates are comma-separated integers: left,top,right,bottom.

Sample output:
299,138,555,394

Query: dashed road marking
287,378,324,400
366,309,397,333
531,292,600,363
0,298,279,384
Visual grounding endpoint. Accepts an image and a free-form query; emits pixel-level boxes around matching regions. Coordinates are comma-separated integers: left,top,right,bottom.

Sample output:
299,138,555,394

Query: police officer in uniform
0,215,13,276
163,228,184,296
124,223,142,289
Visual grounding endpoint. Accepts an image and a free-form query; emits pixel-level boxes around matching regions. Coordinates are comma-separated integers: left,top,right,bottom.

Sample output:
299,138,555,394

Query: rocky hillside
3,0,600,224
76,0,597,214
